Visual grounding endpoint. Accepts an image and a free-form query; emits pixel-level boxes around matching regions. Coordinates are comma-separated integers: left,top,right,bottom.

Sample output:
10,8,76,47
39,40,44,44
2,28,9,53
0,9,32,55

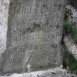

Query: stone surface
1,0,65,73
0,0,10,73
0,67,77,77
0,0,10,55
64,35,77,60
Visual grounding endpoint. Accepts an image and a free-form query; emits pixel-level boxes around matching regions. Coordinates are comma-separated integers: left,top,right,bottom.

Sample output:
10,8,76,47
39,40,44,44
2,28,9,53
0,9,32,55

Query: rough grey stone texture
0,67,77,77
1,0,65,73
0,0,10,73
0,0,10,55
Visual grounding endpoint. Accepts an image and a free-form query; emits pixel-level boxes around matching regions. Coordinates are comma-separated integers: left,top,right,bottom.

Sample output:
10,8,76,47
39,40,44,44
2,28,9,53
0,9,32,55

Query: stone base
0,67,77,77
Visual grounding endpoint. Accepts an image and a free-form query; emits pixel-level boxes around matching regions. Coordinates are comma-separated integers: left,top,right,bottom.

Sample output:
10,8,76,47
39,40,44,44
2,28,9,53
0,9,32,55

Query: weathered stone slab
1,0,65,73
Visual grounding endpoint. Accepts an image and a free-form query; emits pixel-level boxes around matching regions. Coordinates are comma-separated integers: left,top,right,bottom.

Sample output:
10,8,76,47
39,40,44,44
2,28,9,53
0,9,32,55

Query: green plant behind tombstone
64,21,77,74
64,21,77,44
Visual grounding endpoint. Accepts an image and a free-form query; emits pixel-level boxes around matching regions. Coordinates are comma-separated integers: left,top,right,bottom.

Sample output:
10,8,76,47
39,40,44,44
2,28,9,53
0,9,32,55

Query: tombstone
1,0,65,73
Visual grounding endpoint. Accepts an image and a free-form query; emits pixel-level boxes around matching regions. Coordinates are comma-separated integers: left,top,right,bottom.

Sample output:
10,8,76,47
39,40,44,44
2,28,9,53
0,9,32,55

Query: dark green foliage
64,49,77,74
64,21,73,34
63,44,77,74
63,10,77,74
64,8,77,44
64,21,77,44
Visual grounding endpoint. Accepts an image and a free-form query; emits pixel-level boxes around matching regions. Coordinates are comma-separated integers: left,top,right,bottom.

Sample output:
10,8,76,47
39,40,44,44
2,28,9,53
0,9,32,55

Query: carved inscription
28,31,44,46
8,47,25,64
54,3,65,10
15,3,35,14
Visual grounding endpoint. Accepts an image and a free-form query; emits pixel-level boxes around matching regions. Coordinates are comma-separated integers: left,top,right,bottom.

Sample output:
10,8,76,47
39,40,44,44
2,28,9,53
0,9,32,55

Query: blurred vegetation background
63,0,77,74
